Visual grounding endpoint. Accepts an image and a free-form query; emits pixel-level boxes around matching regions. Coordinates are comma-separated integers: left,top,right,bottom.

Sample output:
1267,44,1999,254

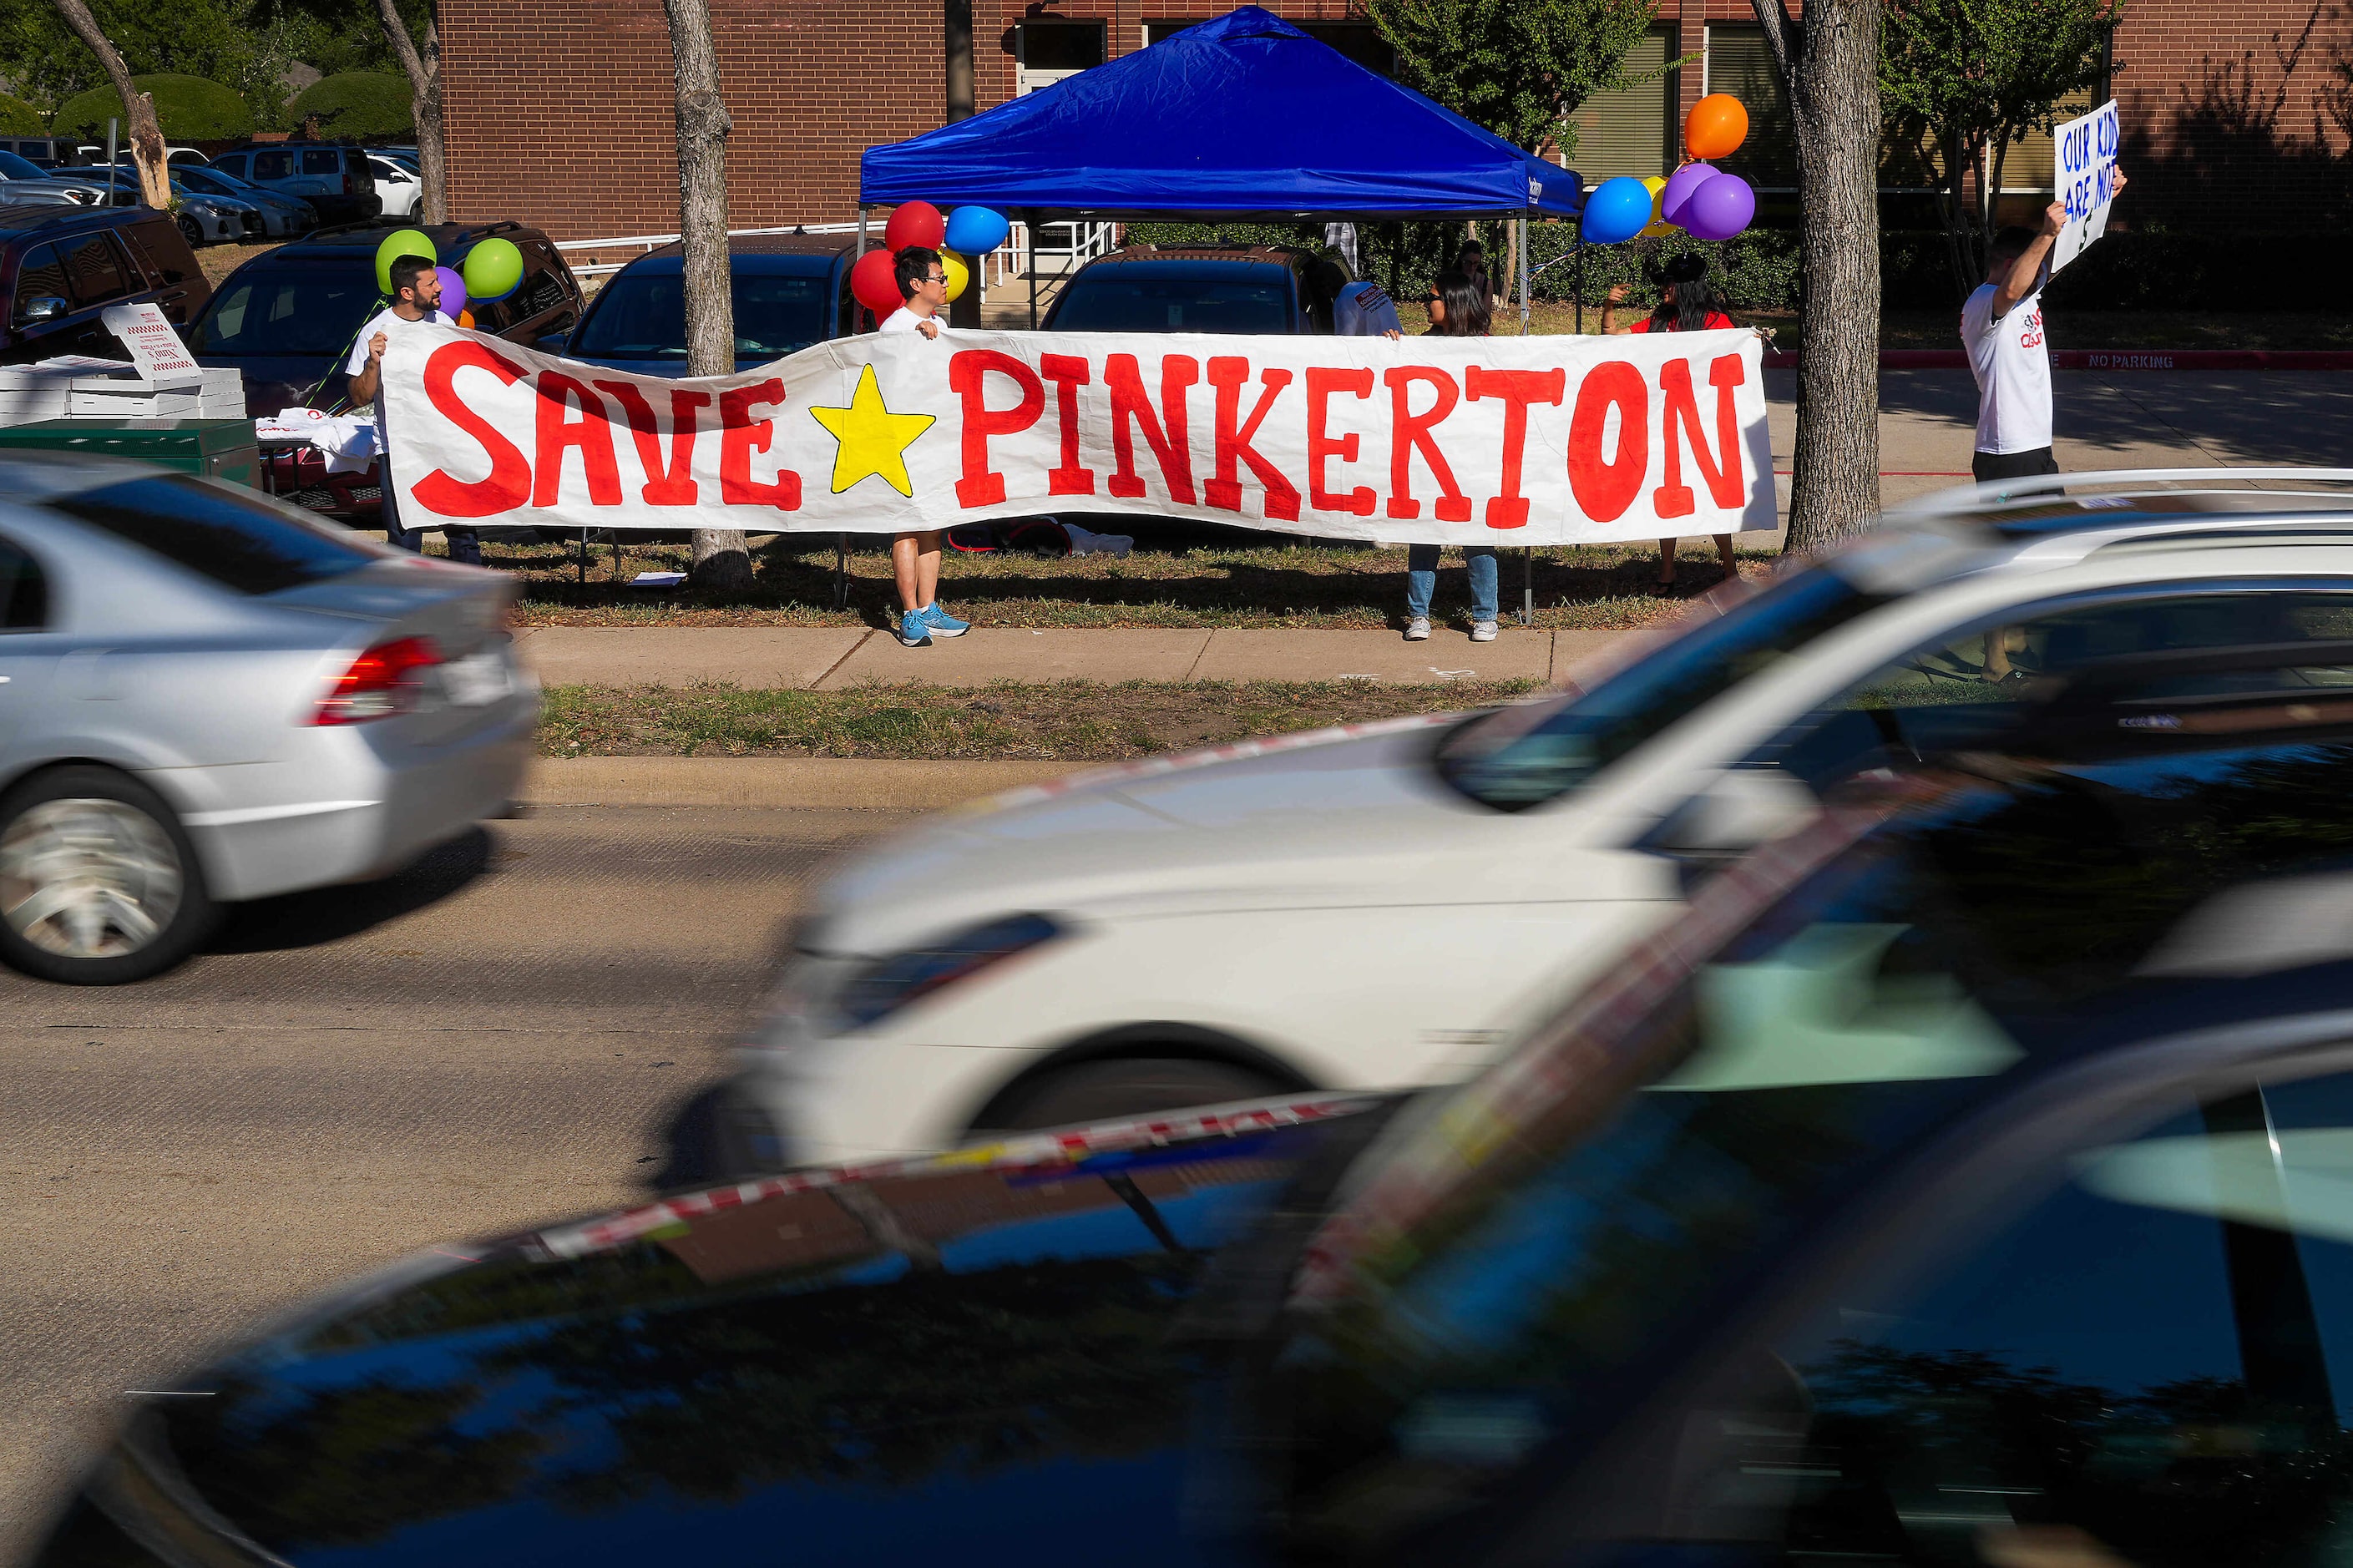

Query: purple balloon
1659,163,1719,227
434,265,468,319
1683,173,1757,241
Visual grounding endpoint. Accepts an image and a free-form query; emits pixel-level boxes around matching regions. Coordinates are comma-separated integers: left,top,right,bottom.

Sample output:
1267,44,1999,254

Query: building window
1144,18,1394,74
1702,23,1797,190
1564,25,1677,180
1014,20,1106,95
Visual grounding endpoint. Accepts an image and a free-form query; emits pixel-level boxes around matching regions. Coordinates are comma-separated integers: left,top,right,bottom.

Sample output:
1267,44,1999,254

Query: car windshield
187,265,380,357
1433,564,1889,810
0,149,43,180
1048,265,1294,332
573,268,832,359
1268,731,2353,1560
46,473,379,594
179,167,251,196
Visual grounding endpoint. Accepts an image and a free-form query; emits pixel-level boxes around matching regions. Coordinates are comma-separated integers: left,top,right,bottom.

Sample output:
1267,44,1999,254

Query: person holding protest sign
1962,174,2127,484
1404,270,1500,644
346,255,469,563
878,245,965,647
1607,254,1738,589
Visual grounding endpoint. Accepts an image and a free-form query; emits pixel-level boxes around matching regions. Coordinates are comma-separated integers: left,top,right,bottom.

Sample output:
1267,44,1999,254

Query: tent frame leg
1521,548,1534,628
1027,210,1040,330
834,533,849,608
1518,209,1531,337
1574,223,1585,335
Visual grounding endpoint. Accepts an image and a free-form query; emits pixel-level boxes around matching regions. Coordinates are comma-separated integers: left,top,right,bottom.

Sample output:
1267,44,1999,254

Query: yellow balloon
1639,175,1677,237
942,250,971,303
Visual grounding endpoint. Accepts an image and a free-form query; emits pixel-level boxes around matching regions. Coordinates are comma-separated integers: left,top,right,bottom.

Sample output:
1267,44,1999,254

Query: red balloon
851,249,903,320
883,201,946,252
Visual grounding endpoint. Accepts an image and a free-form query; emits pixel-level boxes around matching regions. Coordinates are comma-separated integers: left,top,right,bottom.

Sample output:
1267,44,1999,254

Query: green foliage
1363,0,1659,154
1880,0,2120,300
0,91,41,132
288,69,412,137
52,73,253,139
1521,224,1802,310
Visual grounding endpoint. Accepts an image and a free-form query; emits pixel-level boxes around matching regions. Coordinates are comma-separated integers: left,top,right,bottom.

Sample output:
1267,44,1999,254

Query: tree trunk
661,0,751,591
375,0,448,223
1753,0,1880,553
50,0,165,207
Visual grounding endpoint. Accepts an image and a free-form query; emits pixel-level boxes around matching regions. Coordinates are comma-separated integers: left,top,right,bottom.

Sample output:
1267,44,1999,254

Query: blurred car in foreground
550,230,860,375
0,457,537,984
1040,242,1337,333
37,683,2353,1565
721,468,2353,1166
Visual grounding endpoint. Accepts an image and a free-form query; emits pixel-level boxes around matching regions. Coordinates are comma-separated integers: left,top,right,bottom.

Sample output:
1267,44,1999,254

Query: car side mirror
536,330,570,354
16,295,68,326
1643,768,1820,878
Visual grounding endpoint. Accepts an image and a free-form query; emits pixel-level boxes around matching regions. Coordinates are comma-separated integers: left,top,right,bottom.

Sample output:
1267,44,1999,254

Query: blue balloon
1581,176,1654,245
944,205,1011,257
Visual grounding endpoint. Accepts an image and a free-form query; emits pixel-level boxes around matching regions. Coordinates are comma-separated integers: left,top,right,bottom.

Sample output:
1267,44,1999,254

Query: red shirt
1629,311,1737,333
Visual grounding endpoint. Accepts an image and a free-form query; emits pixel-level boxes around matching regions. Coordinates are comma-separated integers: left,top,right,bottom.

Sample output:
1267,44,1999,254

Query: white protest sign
100,301,205,389
379,324,1777,546
2050,98,2119,273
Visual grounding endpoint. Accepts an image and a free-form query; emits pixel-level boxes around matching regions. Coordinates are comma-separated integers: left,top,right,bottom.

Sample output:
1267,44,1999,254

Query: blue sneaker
920,603,969,638
895,609,932,647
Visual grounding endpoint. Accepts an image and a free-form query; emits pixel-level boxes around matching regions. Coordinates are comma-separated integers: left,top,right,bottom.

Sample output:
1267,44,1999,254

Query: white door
1015,21,1103,95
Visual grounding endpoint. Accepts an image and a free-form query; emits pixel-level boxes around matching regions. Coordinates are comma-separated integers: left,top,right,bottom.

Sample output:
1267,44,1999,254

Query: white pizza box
69,387,204,417
200,366,245,418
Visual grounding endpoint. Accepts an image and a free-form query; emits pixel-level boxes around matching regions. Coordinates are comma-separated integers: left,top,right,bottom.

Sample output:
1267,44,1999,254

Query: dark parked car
188,220,584,518
1040,243,1338,333
203,141,377,226
553,230,862,375
35,636,2353,1567
0,205,208,364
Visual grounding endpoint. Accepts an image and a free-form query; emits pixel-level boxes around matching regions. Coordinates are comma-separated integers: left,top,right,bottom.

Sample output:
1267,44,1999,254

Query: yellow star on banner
808,363,935,497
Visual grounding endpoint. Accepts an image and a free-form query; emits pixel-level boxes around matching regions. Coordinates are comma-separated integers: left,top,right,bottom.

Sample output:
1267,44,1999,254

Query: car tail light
343,168,358,195
313,635,442,725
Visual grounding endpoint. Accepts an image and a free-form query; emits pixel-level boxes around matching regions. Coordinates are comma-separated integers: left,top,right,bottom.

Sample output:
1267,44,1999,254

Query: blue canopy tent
858,6,1585,327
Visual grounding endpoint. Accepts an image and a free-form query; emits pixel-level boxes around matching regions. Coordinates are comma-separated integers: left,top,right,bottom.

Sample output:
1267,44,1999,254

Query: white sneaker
1470,620,1498,643
1404,616,1430,641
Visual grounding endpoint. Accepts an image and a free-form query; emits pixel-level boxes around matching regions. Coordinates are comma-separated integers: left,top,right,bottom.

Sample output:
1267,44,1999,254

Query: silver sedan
0,456,538,983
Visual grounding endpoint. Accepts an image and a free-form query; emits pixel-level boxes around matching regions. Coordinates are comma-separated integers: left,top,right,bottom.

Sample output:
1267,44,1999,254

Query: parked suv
554,231,862,375
1040,244,1338,333
205,143,377,225
0,205,209,363
188,220,584,517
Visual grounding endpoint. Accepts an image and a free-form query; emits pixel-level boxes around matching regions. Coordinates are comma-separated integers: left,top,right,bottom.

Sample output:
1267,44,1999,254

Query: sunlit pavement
0,804,909,1553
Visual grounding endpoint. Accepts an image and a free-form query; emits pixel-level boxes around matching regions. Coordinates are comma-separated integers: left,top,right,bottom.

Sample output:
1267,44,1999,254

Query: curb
521,756,1080,810
1763,349,2353,372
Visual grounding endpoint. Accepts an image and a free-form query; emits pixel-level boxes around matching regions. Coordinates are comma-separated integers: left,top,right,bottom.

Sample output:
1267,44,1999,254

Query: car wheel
0,766,215,984
974,1056,1293,1134
175,213,202,245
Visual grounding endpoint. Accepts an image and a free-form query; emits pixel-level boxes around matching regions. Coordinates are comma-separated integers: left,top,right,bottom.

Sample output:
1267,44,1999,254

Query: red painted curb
1763,349,2353,372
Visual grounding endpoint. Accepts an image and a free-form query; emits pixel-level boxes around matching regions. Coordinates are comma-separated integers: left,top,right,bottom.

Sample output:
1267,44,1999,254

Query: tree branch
375,0,430,94
1747,0,1799,93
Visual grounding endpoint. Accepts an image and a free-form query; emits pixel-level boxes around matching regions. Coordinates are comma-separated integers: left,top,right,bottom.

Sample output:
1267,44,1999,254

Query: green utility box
0,418,261,488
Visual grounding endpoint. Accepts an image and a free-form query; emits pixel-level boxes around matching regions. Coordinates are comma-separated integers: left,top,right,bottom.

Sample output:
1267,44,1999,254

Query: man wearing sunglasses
878,245,965,646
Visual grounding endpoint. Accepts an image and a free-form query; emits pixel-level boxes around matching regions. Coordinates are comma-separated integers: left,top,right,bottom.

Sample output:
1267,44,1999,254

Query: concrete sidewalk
514,625,1652,688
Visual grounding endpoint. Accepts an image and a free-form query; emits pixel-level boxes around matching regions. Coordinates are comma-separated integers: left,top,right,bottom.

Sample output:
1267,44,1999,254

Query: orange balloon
1686,94,1748,160
457,309,475,329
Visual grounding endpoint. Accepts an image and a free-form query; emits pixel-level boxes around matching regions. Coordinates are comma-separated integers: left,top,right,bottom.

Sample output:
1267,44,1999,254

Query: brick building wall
439,0,2353,242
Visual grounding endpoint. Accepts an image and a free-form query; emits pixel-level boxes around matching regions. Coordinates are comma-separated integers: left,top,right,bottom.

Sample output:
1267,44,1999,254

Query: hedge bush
287,73,414,141
52,75,252,141
0,94,42,135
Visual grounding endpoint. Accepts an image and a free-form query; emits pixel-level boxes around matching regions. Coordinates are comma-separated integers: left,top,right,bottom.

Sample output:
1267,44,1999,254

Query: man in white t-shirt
1961,175,2126,485
875,245,965,646
346,255,468,560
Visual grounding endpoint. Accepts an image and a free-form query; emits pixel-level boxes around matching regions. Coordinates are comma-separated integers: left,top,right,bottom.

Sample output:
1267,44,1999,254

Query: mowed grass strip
539,678,1547,761
499,537,1757,631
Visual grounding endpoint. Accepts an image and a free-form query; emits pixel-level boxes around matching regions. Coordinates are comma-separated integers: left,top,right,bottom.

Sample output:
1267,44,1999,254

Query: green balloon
462,237,524,303
374,229,435,296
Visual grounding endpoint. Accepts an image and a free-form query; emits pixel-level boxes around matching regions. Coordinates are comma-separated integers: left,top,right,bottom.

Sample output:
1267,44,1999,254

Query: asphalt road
0,803,908,1557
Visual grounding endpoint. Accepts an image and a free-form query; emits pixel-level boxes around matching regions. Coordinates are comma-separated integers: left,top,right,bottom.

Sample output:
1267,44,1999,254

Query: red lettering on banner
532,372,622,507
1384,367,1472,523
411,340,531,518
1465,367,1565,530
718,379,801,511
1105,353,1199,503
1204,357,1299,522
1305,367,1375,516
949,350,1045,507
1566,361,1648,523
595,381,708,506
1039,353,1096,497
1652,354,1746,519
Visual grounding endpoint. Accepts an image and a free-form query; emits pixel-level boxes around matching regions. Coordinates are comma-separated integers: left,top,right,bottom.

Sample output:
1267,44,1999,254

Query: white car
369,154,421,219
720,470,2353,1167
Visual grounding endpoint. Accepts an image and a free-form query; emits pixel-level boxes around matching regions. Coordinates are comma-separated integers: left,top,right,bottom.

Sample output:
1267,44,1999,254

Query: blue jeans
1405,544,1499,622
378,455,481,564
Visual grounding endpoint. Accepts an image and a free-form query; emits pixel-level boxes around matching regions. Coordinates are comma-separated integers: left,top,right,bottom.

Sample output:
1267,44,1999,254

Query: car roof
1082,244,1311,271
632,231,855,261
0,204,158,237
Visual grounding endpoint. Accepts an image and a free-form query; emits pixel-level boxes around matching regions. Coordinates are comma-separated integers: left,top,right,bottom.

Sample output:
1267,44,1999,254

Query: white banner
380,325,1774,545
2050,98,2120,274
